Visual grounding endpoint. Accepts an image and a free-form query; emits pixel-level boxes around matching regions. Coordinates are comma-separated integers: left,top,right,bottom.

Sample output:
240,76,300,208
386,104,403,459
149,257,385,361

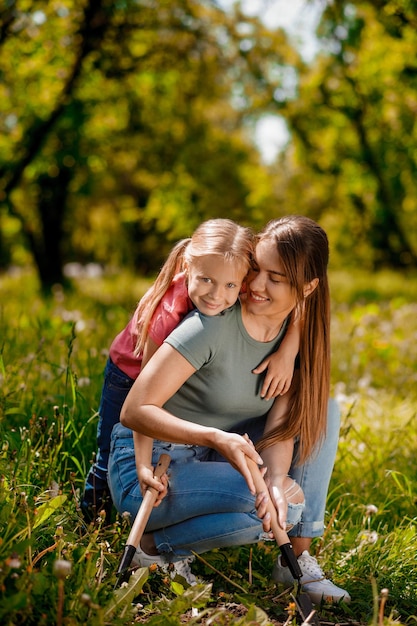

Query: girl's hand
252,353,295,400
137,464,169,507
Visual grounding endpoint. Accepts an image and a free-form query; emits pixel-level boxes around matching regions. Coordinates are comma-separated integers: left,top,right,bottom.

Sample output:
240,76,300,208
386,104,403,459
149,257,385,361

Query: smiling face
246,238,319,324
245,239,298,322
186,255,248,316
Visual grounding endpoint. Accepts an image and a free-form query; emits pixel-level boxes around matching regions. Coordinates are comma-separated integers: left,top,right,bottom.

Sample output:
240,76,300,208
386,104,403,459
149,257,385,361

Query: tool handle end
279,542,302,581
115,544,137,587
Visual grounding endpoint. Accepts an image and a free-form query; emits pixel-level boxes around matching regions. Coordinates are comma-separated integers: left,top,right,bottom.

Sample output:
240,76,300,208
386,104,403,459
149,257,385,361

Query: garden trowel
247,458,320,625
115,453,171,587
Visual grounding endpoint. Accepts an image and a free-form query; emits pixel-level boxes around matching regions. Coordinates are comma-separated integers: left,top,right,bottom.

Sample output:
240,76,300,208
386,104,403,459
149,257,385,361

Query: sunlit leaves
275,0,417,269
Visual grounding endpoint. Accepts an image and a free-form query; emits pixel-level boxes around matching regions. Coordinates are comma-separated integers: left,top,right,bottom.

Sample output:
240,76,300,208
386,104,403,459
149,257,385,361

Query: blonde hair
134,219,254,356
255,215,330,463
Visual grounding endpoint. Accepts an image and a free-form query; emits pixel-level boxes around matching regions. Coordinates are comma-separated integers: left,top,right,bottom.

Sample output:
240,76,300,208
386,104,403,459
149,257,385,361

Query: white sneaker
272,550,351,605
132,545,198,586
169,557,198,586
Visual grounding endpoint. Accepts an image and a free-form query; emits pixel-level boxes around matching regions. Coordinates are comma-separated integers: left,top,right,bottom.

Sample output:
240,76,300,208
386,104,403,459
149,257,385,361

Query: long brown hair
134,219,254,356
256,215,330,463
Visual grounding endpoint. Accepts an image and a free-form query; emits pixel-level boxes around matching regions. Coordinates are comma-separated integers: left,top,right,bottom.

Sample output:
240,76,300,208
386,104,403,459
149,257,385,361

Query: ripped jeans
108,427,305,560
108,400,340,560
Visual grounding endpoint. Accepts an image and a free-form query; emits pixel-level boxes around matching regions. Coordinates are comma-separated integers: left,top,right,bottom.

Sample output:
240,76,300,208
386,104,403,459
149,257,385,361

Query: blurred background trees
1,0,416,291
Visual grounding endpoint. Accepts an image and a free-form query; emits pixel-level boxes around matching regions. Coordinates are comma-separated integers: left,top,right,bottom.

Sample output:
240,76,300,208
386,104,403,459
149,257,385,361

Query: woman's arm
257,395,295,529
122,342,264,494
260,437,294,529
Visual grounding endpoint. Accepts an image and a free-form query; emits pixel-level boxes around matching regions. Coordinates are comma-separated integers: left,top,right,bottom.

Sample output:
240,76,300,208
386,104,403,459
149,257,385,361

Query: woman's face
245,239,297,320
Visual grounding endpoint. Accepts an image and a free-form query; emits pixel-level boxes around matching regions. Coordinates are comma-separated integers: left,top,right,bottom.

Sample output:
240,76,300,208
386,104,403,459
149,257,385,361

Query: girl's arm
122,342,263,494
252,313,300,400
133,335,163,498
133,430,169,504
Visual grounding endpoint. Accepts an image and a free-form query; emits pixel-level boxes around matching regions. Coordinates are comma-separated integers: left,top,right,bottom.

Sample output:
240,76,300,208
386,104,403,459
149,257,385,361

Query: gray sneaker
272,550,351,604
132,545,198,586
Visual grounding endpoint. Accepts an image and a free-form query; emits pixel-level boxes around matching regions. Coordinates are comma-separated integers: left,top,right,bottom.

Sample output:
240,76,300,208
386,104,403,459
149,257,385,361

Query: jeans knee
286,499,305,530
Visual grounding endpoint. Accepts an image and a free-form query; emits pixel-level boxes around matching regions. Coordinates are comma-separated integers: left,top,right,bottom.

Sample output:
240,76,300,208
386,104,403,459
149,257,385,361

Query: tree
273,0,417,269
0,0,115,287
0,0,291,290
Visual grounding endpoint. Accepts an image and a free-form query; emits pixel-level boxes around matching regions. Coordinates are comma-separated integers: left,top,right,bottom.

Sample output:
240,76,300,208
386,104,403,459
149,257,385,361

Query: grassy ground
0,267,416,625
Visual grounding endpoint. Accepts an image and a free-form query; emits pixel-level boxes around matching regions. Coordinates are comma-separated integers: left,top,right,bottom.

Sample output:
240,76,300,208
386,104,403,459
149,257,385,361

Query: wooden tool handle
126,453,171,548
246,457,289,545
115,454,171,586
246,457,302,580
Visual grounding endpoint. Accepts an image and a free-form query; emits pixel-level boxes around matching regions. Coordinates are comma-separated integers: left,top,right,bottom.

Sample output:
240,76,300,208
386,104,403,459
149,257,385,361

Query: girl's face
245,239,298,321
186,255,247,316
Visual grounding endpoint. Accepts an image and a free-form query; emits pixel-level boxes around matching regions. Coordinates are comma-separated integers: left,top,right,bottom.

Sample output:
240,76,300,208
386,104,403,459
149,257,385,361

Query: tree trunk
26,167,73,291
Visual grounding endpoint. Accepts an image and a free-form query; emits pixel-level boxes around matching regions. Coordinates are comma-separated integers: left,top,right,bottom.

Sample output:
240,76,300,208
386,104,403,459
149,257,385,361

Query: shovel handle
116,453,171,586
246,457,302,581
127,453,171,547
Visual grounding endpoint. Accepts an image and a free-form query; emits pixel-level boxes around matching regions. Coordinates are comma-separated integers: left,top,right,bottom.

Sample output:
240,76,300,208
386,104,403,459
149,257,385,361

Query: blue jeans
107,400,340,558
289,398,340,537
84,359,134,494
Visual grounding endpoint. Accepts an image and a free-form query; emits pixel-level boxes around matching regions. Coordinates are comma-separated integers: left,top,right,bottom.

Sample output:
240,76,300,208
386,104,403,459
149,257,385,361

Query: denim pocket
106,360,134,391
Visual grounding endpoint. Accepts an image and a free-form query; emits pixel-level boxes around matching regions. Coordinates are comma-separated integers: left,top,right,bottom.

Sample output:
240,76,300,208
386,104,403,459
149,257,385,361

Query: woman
108,215,350,604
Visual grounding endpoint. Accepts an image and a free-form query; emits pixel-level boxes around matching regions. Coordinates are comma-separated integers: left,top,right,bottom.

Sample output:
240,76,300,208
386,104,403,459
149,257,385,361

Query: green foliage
274,1,417,270
0,0,284,288
4,1,417,289
0,268,417,624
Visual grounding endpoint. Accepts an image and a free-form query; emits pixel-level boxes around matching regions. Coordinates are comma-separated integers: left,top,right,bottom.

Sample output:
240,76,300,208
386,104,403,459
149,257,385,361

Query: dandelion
48,481,60,498
5,554,21,569
379,588,389,625
364,503,378,530
80,593,91,605
340,529,379,564
80,593,101,610
283,601,297,626
53,559,72,579
77,377,91,387
53,560,72,626
365,504,378,516
358,530,379,547
75,319,86,332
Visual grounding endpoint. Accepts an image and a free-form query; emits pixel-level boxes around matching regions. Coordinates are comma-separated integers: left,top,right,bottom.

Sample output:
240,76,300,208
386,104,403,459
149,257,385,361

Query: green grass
0,267,416,625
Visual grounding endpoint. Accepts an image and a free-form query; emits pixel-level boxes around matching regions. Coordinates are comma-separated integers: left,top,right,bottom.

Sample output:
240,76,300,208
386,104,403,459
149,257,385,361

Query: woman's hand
137,463,169,507
254,471,288,533
211,430,264,495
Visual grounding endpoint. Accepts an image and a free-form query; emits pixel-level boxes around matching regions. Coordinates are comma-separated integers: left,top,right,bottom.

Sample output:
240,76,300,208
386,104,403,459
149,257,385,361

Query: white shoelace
298,552,326,580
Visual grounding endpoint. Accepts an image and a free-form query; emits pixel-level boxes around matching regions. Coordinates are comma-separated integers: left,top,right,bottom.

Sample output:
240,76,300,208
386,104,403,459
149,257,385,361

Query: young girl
81,218,300,522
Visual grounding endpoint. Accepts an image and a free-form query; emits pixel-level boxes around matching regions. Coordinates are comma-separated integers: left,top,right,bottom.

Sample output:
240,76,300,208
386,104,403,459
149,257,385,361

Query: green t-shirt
163,300,288,431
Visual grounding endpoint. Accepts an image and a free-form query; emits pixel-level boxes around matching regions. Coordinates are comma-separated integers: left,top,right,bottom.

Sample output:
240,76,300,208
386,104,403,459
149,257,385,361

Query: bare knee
283,476,304,505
